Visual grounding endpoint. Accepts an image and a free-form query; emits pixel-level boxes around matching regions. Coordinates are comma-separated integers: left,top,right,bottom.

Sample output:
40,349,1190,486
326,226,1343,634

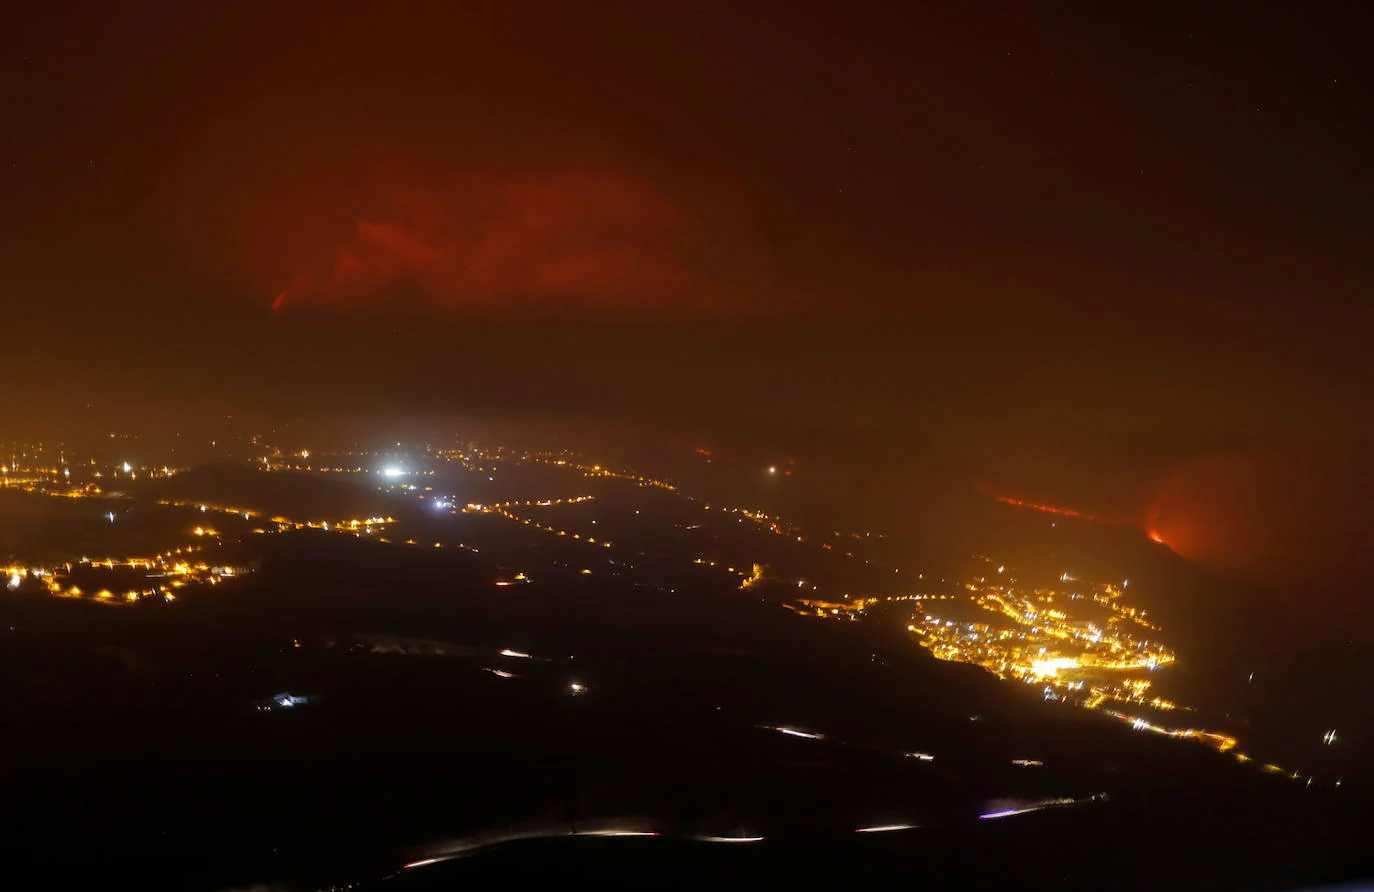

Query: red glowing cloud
272,172,718,312
1147,449,1373,591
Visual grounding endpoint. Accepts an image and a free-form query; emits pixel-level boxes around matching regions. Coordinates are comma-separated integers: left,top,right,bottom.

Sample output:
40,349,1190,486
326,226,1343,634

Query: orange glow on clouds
271,171,723,313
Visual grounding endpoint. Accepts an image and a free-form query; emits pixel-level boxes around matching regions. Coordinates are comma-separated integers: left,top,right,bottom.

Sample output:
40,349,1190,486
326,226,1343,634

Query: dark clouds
8,2,1371,323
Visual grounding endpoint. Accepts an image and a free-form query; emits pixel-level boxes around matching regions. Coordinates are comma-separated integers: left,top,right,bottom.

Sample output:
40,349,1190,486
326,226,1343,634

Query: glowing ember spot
1149,529,1166,544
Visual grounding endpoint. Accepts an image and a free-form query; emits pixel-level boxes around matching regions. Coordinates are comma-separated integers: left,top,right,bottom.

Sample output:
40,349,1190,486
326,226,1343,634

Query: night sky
4,2,1372,590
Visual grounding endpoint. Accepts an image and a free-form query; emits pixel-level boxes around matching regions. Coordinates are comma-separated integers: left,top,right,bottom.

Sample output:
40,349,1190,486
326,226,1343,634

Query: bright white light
1029,657,1078,678
499,648,532,659
382,467,405,478
856,824,917,833
768,466,777,474
905,752,935,761
402,857,443,870
121,462,132,473
569,682,587,695
769,726,823,740
695,836,765,843
7,573,21,591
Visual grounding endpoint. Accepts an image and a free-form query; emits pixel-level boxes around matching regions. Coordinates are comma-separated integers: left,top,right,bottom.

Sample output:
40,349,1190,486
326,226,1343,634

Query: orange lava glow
1148,529,1166,544
993,495,1102,522
1145,448,1372,590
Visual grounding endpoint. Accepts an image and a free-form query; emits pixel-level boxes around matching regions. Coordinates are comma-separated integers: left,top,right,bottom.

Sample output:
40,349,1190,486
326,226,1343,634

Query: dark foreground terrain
0,531,1369,891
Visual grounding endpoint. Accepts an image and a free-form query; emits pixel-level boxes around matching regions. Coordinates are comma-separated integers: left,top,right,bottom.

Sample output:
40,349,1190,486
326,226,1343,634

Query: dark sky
4,1,1372,586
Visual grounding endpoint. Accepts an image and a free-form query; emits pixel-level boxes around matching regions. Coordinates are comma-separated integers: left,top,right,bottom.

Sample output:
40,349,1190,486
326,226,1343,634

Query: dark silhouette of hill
0,559,1366,892
0,457,1359,890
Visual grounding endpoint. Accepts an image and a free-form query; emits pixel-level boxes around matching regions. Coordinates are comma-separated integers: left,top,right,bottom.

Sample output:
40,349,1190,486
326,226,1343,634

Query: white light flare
760,725,825,740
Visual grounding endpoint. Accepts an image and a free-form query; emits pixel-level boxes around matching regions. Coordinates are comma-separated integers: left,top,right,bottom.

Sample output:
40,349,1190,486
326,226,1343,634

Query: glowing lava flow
993,495,1102,522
